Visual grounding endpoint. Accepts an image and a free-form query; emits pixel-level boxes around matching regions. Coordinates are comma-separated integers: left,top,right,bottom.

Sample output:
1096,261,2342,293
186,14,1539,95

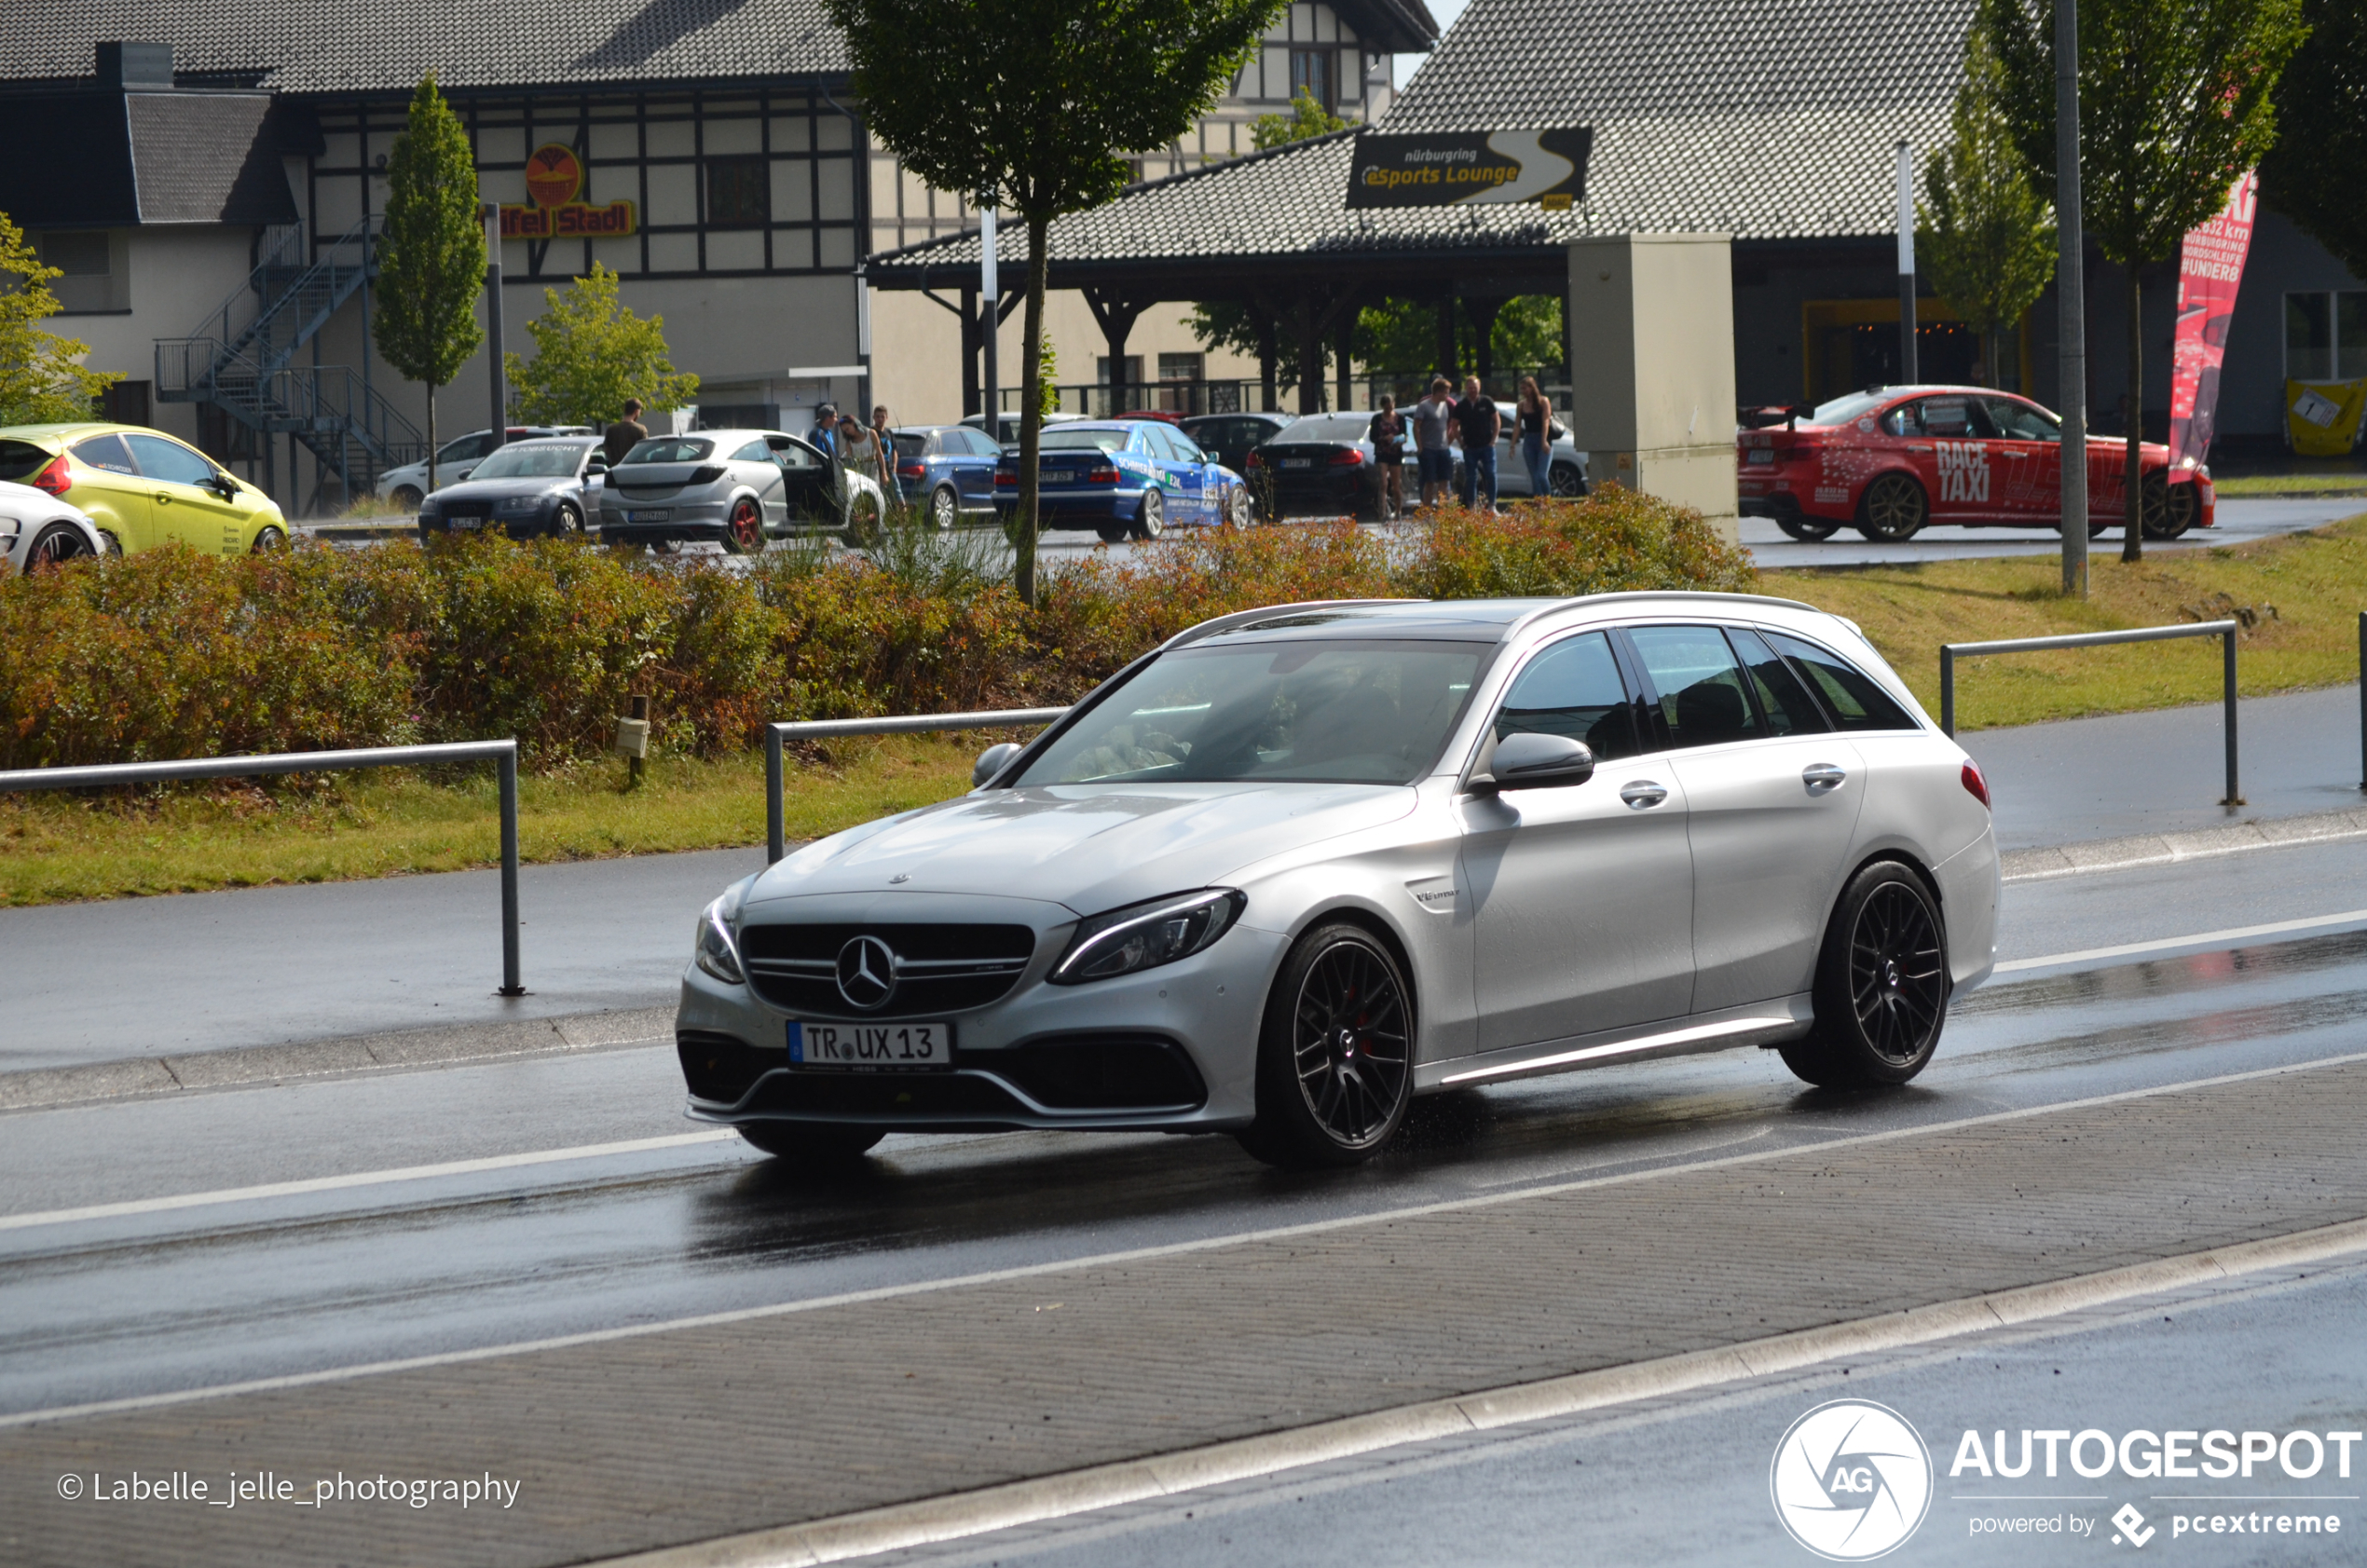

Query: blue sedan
888,424,1005,528
994,421,1252,541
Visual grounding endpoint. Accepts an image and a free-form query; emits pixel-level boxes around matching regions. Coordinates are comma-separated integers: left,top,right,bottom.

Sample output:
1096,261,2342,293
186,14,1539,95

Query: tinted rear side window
1627,625,1761,749
1493,632,1639,760
1767,633,1920,731
1728,627,1829,736
0,440,55,481
623,438,713,464
71,434,138,475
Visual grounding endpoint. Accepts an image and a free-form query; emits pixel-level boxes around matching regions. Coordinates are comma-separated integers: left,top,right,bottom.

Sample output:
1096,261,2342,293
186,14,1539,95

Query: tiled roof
872,0,1974,280
0,0,849,95
0,89,297,225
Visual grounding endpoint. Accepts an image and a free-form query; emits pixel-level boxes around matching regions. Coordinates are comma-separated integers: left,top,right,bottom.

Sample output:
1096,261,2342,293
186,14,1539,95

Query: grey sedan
416,438,607,539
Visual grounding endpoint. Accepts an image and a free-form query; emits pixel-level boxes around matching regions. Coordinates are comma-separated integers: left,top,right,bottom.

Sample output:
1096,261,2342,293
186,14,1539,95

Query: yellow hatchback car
0,423,289,555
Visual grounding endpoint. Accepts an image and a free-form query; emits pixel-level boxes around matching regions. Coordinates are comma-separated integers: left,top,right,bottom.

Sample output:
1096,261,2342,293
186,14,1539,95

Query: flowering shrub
0,489,1750,771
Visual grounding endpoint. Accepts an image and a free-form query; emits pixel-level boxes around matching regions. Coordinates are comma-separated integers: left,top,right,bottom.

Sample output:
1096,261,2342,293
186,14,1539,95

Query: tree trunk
2121,266,2143,564
1255,311,1278,414
1985,320,2003,391
1015,215,1050,607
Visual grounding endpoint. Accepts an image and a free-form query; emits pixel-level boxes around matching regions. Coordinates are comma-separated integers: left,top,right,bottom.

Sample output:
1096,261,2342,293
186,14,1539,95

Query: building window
97,380,152,427
705,156,770,227
37,230,125,312
1097,355,1144,387
1158,352,1204,382
1290,48,1332,108
2285,291,2367,382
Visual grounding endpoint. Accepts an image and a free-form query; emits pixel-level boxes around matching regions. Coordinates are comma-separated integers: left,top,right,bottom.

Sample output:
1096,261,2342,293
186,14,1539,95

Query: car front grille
739,922,1037,1017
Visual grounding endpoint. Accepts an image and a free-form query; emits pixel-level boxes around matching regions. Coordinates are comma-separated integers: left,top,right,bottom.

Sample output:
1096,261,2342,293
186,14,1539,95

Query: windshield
1037,429,1130,453
1013,640,1487,787
1276,416,1371,443
621,438,713,465
468,443,590,479
1809,390,1894,426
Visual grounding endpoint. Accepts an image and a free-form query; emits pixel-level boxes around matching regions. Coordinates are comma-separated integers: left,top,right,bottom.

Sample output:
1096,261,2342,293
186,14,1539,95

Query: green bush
0,490,1753,772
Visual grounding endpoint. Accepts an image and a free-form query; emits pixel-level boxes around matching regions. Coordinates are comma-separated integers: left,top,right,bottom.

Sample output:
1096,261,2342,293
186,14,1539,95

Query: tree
374,75,486,497
1917,30,2058,391
2258,0,2367,279
1252,89,1348,151
505,265,699,428
826,0,1284,604
1981,0,2305,561
0,211,119,423
1353,295,1564,375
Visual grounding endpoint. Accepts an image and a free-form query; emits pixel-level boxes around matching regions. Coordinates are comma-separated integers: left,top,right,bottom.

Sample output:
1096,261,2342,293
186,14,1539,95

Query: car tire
1238,922,1416,1169
98,530,123,556
735,1122,887,1166
1095,524,1130,545
1224,484,1253,526
1776,515,1842,541
1854,472,1928,541
249,525,288,553
2142,472,2197,539
843,493,883,548
1779,861,1950,1089
722,497,764,554
1550,462,1589,498
1132,487,1165,541
929,485,960,531
550,503,583,538
22,522,95,570
391,485,424,511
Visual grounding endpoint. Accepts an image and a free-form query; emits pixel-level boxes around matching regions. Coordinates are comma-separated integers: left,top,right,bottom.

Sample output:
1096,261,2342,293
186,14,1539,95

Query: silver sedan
598,429,887,552
676,594,2000,1169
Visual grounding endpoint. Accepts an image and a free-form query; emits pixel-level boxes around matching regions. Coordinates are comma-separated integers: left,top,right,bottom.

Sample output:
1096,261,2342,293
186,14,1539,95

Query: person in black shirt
1454,376,1500,511
1366,395,1406,520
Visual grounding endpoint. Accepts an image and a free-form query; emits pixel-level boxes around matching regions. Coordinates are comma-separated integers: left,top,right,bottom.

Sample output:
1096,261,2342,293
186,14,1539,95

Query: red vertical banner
2169,170,2259,470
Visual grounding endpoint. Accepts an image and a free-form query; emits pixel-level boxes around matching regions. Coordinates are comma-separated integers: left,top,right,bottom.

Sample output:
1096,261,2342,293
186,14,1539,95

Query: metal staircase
156,216,424,505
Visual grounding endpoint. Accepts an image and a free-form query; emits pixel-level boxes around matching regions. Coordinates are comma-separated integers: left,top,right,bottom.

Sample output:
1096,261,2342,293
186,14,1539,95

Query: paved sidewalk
7,1055,2364,1568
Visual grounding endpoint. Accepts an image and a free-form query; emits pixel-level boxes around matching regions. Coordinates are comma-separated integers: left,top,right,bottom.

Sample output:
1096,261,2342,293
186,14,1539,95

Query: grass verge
2212,471,2367,498
1764,511,2367,730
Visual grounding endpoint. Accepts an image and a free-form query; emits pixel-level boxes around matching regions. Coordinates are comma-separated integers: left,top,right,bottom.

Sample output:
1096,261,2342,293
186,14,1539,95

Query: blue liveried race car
994,420,1253,541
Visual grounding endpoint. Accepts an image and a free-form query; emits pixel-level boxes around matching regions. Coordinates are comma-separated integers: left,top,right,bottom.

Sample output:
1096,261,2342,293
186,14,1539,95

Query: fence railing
0,741,526,995
764,709,1071,863
1940,620,2241,806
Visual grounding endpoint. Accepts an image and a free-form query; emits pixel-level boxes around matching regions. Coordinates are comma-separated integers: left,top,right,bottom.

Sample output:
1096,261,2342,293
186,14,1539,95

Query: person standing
1455,376,1500,511
1516,376,1556,498
1366,395,1406,520
603,398,648,467
837,412,883,484
809,402,840,459
1412,376,1456,509
870,405,896,451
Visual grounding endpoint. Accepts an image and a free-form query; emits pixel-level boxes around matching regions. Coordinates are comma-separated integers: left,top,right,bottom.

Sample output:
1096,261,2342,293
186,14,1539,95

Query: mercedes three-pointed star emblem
834,934,898,1011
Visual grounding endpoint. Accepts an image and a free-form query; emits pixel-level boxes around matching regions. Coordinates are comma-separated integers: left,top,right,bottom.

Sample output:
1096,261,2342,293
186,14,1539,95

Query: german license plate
787,1019,953,1071
450,516,484,529
628,509,671,523
1746,449,1774,465
1281,458,1313,469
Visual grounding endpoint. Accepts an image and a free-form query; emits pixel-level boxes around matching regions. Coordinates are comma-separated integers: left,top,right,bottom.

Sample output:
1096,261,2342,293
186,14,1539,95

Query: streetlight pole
1895,140,1918,384
2056,0,2090,597
482,204,507,454
978,195,999,444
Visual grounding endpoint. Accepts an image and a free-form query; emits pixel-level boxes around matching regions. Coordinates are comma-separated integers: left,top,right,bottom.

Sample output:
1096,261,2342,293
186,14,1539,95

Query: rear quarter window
0,440,55,482
622,438,713,464
1767,633,1920,732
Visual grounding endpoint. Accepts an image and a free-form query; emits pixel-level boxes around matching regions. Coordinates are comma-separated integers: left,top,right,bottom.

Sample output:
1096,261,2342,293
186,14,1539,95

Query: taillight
1087,465,1121,484
1961,760,1991,810
897,463,925,479
689,465,726,484
30,455,70,497
1329,448,1364,466
994,470,1016,487
1245,450,1264,468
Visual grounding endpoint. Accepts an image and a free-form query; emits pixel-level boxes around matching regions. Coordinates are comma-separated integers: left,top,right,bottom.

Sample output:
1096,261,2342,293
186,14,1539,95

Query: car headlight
692,882,750,985
498,495,544,514
1049,889,1245,985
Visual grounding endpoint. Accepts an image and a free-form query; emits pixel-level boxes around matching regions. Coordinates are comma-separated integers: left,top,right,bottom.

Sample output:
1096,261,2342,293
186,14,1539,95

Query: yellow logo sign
501,142,637,239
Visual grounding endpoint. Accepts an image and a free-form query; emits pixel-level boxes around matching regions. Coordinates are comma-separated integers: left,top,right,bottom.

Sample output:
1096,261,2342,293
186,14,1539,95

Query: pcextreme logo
1772,1399,1935,1560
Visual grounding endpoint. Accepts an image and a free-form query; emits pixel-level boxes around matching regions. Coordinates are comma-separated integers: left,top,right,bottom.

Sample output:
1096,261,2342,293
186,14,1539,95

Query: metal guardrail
1941,620,2241,807
764,708,1071,864
0,741,526,995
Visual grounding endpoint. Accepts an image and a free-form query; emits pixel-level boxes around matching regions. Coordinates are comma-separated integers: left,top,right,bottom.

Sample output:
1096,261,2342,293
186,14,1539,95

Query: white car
376,425,590,510
675,593,1999,1169
1482,402,1590,498
0,479,105,572
598,429,889,552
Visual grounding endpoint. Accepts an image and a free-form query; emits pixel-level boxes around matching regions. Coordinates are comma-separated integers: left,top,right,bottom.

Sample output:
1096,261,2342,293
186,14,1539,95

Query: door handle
1801,763,1848,795
1906,443,1932,453
1619,781,1668,810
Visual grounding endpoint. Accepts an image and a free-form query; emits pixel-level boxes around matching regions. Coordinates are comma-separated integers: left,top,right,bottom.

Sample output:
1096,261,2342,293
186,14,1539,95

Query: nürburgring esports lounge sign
499,143,638,239
1345,129,1593,210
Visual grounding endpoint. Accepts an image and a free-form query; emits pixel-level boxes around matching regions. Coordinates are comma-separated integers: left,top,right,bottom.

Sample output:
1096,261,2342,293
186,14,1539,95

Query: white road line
0,1130,740,1234
1994,907,2367,974
6,1043,2364,1433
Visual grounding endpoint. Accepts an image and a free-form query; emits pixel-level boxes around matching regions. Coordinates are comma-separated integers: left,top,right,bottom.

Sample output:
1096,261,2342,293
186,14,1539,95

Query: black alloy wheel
1781,862,1950,1088
1775,515,1841,541
1133,487,1166,541
550,503,583,538
22,522,94,570
722,497,765,554
2141,471,2197,539
1239,923,1415,1168
929,484,960,530
736,1121,886,1167
1854,472,1928,541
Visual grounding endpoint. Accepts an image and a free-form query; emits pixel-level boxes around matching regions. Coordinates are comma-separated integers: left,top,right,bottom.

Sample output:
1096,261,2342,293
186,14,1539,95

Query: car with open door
598,429,887,552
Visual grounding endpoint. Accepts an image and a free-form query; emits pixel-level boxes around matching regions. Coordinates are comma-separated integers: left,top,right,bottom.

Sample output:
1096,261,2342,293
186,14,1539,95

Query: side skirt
1415,995,1814,1091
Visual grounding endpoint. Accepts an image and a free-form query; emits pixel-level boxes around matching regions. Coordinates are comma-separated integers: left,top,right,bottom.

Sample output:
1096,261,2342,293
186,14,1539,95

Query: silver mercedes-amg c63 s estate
676,594,1999,1169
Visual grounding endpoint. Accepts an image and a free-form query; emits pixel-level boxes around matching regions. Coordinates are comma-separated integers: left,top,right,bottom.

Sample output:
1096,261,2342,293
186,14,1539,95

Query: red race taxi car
1738,386,2214,543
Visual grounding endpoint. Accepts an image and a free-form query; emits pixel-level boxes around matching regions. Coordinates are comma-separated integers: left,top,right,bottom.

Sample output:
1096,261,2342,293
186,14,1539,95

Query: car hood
752,782,1417,916
425,476,575,504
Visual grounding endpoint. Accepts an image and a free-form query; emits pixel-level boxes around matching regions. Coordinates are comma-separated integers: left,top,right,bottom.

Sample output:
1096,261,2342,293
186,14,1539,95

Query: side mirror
1472,732,1594,793
972,742,1022,788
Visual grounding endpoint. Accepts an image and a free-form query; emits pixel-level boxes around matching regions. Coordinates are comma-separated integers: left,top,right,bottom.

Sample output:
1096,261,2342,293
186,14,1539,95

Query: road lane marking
585,1221,2367,1568
0,1130,741,1234
6,1043,2365,1432
1994,907,2367,975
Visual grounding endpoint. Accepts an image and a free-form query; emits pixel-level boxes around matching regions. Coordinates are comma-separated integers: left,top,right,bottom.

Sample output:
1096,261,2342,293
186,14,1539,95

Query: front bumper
676,911,1286,1133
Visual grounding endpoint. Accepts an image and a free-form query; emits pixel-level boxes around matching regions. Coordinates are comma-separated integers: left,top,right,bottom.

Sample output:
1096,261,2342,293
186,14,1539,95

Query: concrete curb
2000,803,2367,883
0,1007,674,1114
594,1216,2367,1568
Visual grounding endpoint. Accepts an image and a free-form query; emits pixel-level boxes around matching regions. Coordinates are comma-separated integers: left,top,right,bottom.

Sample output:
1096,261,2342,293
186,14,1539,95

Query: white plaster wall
48,225,262,446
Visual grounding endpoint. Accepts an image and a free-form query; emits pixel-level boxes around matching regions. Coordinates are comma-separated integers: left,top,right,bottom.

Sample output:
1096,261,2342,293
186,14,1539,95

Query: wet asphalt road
7,845,2367,1429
